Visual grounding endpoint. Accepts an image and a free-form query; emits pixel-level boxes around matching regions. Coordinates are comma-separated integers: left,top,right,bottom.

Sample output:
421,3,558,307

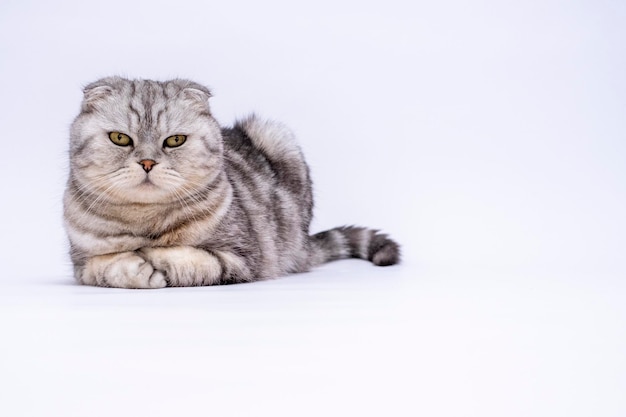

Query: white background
1,0,625,416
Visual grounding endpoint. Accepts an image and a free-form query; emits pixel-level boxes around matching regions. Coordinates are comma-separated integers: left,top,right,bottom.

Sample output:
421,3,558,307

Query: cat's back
218,115,314,274
222,115,312,207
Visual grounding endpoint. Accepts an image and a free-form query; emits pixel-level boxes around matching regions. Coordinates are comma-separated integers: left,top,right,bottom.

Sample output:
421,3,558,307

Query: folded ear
171,79,212,106
183,86,211,103
82,78,119,111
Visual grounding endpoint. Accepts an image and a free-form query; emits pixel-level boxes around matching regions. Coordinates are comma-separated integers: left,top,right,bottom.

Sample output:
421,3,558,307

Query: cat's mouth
140,176,158,187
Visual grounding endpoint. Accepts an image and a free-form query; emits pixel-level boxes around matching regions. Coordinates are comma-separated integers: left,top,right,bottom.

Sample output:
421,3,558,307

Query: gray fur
63,77,400,288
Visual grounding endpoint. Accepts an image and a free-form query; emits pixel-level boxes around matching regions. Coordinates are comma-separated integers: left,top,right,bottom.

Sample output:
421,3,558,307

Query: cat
63,77,400,288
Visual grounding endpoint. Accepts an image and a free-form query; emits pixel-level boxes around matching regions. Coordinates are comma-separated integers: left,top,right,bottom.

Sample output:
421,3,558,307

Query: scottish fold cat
64,77,400,288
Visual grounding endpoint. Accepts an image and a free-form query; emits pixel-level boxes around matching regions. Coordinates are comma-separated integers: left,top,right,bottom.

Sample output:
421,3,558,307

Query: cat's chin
119,184,177,205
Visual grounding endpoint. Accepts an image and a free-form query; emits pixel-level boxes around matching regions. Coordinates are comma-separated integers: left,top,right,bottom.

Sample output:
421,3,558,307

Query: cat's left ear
183,87,211,103
177,80,212,105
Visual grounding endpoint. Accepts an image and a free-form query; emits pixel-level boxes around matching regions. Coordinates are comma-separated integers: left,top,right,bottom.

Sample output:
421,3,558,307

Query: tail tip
371,237,401,266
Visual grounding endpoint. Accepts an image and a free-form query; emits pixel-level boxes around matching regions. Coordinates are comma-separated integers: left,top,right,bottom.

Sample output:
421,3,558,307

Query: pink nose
138,159,157,173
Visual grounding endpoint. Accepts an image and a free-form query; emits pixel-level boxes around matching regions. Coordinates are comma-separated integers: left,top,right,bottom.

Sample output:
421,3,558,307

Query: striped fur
63,77,400,288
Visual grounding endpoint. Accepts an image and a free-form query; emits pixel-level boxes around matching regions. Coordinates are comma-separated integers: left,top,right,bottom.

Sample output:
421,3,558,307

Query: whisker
71,169,130,225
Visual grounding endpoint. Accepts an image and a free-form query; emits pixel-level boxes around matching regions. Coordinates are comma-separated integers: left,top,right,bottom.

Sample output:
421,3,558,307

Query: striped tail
310,226,400,267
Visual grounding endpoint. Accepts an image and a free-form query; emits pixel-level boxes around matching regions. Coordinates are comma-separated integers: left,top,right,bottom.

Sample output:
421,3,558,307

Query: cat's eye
164,135,187,148
109,132,133,147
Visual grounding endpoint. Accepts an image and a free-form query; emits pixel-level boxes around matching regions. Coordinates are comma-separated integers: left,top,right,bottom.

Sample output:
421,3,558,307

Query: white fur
81,252,166,289
330,229,350,258
66,224,149,256
357,228,369,260
140,246,222,286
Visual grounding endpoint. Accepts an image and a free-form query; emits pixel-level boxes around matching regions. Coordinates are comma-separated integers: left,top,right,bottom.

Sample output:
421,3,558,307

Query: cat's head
69,77,223,204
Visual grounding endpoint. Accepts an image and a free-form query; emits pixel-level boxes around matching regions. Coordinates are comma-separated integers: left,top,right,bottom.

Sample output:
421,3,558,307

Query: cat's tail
309,226,400,267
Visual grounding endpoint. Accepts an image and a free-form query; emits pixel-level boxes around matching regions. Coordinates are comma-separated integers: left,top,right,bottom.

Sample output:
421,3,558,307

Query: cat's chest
80,217,217,256
113,204,226,248
126,212,208,246
70,191,233,256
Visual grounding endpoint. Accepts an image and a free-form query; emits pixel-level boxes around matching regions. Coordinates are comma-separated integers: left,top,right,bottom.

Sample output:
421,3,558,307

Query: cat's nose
138,159,157,173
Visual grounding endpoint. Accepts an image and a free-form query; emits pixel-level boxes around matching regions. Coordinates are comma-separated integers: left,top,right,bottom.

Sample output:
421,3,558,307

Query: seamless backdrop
1,1,625,416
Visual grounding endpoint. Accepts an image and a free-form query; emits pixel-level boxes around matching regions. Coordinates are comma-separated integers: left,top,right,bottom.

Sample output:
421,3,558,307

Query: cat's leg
80,252,167,289
139,246,249,286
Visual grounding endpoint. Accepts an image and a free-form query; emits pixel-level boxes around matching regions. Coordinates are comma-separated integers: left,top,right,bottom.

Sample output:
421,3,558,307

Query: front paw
81,252,167,289
140,246,223,286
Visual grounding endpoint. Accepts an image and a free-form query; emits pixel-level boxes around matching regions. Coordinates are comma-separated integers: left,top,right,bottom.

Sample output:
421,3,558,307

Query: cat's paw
148,270,168,289
81,252,167,289
140,246,223,286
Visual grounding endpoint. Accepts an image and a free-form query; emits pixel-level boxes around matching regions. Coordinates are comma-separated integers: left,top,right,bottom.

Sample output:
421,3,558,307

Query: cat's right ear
81,80,115,111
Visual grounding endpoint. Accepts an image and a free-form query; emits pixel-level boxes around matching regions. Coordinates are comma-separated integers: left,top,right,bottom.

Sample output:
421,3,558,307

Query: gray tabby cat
64,77,400,288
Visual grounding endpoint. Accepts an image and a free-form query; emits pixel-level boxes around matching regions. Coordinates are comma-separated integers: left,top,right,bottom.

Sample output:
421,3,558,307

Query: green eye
109,132,133,147
164,134,187,148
